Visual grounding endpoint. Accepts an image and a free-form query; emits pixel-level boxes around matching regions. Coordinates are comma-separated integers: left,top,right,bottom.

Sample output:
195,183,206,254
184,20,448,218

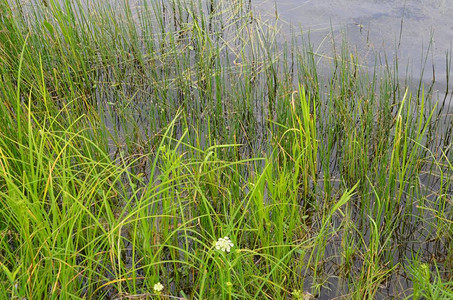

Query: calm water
256,0,453,93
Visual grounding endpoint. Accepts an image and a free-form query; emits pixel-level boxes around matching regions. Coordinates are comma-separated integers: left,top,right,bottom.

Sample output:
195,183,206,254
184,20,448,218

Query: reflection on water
256,0,453,93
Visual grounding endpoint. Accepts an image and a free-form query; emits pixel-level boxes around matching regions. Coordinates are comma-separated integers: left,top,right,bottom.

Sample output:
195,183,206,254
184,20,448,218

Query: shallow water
256,0,453,94
8,1,451,297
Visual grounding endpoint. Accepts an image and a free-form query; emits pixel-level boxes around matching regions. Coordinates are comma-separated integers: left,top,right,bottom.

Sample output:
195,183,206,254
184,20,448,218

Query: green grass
0,0,452,299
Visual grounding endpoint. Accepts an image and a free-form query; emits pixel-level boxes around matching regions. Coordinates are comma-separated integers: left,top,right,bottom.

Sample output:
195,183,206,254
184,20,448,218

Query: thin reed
0,0,452,299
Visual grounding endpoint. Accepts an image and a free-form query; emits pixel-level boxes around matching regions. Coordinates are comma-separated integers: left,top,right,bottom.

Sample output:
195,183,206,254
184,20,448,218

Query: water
256,0,453,94
251,2,453,298
10,1,451,297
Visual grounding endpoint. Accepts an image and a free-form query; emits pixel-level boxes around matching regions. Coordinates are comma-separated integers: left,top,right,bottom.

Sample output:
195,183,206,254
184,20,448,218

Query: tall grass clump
0,0,452,298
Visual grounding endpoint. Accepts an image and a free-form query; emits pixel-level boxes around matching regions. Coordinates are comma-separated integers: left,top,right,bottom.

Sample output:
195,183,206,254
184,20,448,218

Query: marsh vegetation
0,0,452,299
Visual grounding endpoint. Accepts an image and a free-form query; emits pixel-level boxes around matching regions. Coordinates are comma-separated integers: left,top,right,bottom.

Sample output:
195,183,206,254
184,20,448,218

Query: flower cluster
215,236,234,252
153,282,164,293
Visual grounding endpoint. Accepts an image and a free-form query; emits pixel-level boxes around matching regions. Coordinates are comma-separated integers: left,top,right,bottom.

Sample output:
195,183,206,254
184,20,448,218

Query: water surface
256,0,453,93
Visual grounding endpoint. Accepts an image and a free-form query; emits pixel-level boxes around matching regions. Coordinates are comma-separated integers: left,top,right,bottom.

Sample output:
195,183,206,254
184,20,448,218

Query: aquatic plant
0,0,451,299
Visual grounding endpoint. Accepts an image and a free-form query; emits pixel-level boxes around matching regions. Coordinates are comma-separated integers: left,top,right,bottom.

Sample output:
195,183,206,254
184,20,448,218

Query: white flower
215,236,234,252
153,282,164,293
